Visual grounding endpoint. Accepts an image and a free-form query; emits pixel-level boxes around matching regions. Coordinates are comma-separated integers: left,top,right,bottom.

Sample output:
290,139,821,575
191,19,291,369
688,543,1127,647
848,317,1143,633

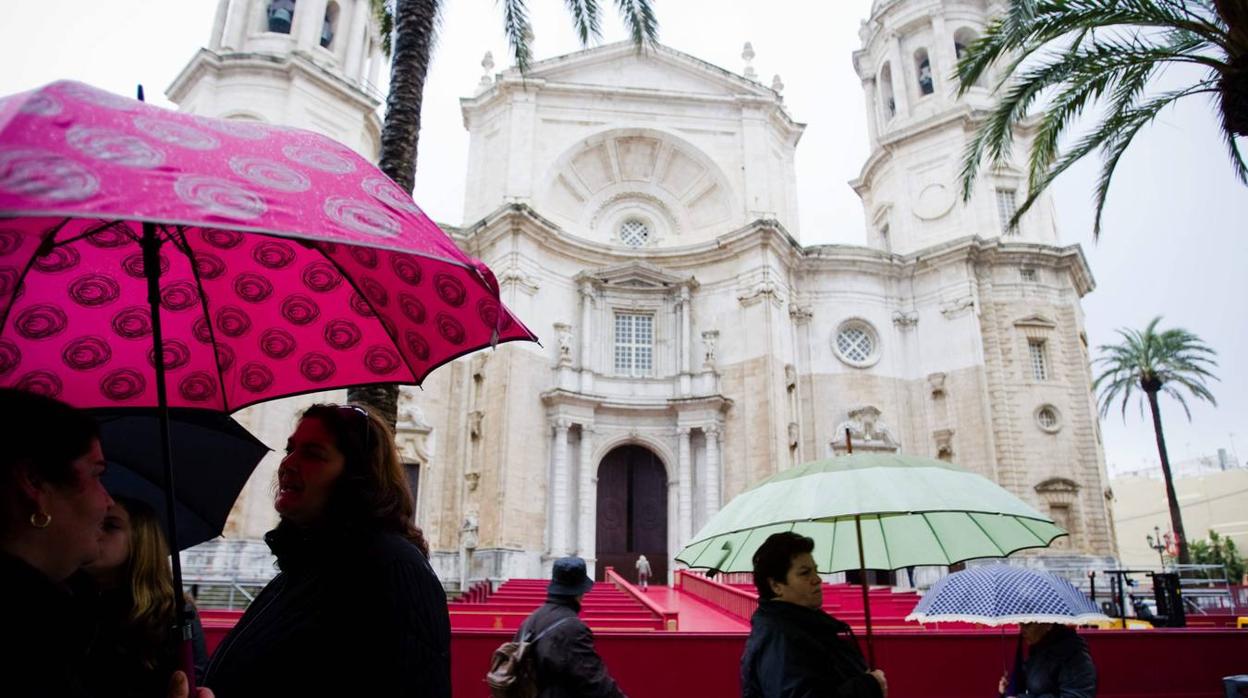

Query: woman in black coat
204,404,451,697
740,532,887,698
999,623,1097,698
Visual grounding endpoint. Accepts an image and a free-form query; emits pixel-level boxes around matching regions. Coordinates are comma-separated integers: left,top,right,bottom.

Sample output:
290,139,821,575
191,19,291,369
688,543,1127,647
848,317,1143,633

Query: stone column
294,0,326,52
577,425,596,562
929,14,952,98
679,287,691,374
705,425,722,518
210,0,231,50
222,0,251,50
550,418,571,555
579,281,596,393
887,33,911,117
677,427,693,545
342,0,370,79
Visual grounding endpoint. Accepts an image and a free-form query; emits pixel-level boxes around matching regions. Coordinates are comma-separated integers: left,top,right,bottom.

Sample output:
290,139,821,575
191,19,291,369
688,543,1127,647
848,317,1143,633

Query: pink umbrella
0,80,537,682
0,81,536,409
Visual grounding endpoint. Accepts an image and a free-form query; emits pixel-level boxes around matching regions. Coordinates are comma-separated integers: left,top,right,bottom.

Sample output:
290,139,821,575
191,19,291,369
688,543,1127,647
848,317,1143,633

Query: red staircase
447,578,666,632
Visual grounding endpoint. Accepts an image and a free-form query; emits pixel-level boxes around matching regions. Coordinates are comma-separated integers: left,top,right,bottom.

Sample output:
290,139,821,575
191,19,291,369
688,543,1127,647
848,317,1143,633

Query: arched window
879,63,896,119
267,0,296,34
321,2,340,49
953,27,986,87
914,48,934,96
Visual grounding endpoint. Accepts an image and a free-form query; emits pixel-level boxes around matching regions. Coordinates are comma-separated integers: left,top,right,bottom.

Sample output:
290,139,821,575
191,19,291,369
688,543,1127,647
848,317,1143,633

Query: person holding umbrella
203,403,451,696
0,388,212,698
905,564,1101,698
740,532,887,698
997,623,1097,698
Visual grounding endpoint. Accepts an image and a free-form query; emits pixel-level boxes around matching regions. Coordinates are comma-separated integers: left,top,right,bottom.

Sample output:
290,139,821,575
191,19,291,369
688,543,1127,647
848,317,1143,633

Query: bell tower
850,0,1059,254
167,0,385,158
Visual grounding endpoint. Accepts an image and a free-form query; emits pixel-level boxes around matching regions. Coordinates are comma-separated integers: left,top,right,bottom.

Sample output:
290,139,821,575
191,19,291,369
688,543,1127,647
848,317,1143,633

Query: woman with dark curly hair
204,404,451,696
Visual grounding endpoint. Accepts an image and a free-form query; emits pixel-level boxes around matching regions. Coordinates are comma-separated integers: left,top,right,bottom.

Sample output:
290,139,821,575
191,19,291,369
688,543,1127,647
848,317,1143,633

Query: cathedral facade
174,0,1117,586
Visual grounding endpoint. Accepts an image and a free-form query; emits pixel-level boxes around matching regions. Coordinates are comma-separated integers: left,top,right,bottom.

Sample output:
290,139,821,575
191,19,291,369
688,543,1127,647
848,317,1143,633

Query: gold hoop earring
29,511,52,529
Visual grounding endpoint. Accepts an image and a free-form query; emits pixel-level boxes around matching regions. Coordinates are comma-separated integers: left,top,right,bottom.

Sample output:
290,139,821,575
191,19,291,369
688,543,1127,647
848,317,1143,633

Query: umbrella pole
855,513,876,668
142,222,194,680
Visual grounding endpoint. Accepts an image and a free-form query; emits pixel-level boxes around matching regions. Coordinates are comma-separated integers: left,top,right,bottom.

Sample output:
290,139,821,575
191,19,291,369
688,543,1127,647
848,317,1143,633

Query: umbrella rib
965,513,1007,559
45,218,137,249
920,513,953,566
0,217,74,336
178,225,233,412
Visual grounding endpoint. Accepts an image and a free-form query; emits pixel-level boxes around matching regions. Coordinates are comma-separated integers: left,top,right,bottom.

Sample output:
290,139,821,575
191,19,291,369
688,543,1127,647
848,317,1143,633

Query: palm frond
613,0,659,50
1095,316,1219,423
956,0,1244,235
563,0,603,45
498,0,533,73
370,0,395,56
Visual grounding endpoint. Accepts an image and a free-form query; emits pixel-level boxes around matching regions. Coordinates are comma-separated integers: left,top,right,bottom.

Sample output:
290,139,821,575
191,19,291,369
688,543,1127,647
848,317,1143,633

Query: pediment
517,42,775,99
576,261,697,290
1013,314,1057,329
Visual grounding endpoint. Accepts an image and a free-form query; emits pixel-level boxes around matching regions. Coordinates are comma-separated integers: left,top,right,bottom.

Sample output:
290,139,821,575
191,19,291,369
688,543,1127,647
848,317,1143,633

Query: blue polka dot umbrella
905,564,1109,626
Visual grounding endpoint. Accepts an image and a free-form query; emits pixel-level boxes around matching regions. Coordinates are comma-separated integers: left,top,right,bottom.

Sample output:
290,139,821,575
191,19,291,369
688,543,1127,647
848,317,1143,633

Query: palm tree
956,0,1248,237
349,0,659,422
1093,317,1219,564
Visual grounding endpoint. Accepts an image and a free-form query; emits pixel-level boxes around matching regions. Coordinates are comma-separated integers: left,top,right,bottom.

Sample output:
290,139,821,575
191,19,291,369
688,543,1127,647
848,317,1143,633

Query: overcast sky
2,0,1245,479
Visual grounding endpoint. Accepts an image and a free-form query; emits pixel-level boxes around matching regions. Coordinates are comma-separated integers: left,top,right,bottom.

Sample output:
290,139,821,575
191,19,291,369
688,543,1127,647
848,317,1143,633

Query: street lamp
1146,526,1168,569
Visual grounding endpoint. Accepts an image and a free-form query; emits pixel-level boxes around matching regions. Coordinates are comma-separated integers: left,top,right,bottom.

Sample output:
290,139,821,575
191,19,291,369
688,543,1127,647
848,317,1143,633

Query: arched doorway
595,445,668,583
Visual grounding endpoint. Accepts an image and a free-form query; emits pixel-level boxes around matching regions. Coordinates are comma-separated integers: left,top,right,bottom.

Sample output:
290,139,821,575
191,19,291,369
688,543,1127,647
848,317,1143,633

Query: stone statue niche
828,405,899,456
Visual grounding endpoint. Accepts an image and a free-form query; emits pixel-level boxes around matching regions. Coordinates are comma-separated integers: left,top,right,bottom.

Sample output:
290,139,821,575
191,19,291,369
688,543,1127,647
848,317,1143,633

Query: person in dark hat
516,556,627,697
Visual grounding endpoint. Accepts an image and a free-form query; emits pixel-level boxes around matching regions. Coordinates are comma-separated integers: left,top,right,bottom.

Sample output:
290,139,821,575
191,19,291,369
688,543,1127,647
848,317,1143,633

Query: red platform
199,571,1248,697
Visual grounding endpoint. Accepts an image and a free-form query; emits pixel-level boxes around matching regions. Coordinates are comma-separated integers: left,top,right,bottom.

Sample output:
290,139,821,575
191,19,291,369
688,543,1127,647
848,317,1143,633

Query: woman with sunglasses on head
74,495,209,698
204,404,452,697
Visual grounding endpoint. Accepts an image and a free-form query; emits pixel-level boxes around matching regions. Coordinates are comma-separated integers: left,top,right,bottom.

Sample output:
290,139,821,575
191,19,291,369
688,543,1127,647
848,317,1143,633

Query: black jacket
1018,626,1097,698
71,574,209,698
203,523,451,697
0,552,94,698
519,595,626,698
740,600,882,698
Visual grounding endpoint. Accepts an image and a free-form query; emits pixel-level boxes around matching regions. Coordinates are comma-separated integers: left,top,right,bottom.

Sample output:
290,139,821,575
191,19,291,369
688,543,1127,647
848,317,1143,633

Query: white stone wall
182,1,1116,584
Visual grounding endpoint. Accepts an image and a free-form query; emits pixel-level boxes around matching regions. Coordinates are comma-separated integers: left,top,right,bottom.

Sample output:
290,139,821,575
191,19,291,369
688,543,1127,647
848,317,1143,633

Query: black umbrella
92,408,270,551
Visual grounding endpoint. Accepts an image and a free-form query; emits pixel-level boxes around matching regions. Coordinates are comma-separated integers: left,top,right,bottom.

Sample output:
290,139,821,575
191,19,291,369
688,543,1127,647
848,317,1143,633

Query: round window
619,218,650,248
1035,405,1061,433
832,319,881,368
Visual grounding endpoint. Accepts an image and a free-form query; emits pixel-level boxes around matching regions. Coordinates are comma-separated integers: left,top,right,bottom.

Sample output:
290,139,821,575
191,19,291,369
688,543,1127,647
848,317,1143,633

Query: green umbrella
676,452,1066,665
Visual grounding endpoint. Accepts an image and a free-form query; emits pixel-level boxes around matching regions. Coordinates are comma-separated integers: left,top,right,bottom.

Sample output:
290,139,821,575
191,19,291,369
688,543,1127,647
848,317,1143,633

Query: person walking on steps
519,556,627,698
635,555,652,590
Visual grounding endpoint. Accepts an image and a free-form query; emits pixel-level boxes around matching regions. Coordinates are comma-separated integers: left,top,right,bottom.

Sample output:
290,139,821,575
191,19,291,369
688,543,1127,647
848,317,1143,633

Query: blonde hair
114,496,177,670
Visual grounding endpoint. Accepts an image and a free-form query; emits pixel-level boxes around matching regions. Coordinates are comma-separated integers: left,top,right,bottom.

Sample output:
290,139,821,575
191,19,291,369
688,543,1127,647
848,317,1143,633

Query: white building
173,0,1117,586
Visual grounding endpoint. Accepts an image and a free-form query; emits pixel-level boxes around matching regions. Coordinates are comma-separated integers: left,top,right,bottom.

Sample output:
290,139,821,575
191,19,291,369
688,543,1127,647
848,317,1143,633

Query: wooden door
595,446,668,583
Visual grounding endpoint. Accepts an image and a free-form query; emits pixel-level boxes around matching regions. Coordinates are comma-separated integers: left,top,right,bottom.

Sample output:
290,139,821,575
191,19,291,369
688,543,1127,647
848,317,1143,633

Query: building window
879,63,896,120
614,312,653,376
833,319,881,368
267,0,296,34
321,2,339,48
1028,339,1049,380
619,218,650,248
1037,406,1059,430
1020,268,1036,282
915,49,934,96
996,188,1018,233
404,462,420,519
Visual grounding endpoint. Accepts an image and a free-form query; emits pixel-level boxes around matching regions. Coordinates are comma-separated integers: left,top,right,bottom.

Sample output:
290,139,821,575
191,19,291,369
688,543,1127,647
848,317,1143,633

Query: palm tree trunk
348,0,439,427
1146,388,1190,565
